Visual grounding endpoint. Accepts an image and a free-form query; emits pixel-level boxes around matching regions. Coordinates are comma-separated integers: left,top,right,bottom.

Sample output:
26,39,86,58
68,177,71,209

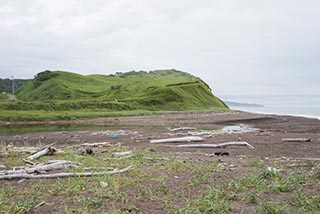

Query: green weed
180,185,232,213
259,201,286,214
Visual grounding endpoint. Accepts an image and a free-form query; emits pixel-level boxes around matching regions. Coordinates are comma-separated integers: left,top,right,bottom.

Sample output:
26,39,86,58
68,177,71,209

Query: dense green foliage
0,78,29,93
0,94,9,101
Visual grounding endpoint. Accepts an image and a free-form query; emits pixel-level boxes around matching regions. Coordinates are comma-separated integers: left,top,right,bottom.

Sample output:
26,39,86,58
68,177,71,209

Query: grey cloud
0,0,319,95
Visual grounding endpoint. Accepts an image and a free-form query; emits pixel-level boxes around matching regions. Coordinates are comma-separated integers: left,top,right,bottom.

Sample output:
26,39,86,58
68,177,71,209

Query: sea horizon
221,94,320,120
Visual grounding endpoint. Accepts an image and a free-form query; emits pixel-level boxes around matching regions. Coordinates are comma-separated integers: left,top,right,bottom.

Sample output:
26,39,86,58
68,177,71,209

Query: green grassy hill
14,69,228,111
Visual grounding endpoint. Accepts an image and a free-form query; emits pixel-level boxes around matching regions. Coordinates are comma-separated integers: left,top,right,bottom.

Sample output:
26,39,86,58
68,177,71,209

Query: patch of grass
1,142,319,213
156,181,169,195
250,158,265,168
243,190,259,204
6,195,42,213
305,160,317,167
145,146,157,153
231,173,264,191
0,109,160,122
186,161,223,187
259,201,286,214
137,184,154,200
180,185,232,213
288,190,320,211
312,167,320,179
163,157,190,173
195,125,223,131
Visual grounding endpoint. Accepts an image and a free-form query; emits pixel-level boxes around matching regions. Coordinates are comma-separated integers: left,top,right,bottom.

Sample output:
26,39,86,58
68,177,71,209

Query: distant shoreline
222,94,320,120
231,108,320,120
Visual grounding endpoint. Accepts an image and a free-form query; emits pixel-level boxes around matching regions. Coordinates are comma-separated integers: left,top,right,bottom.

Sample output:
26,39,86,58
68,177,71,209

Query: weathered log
282,138,311,142
1,161,76,175
170,127,196,131
23,159,35,165
150,136,203,144
80,142,111,147
26,144,57,160
176,141,254,149
112,151,132,157
115,155,133,160
34,201,46,209
0,165,133,180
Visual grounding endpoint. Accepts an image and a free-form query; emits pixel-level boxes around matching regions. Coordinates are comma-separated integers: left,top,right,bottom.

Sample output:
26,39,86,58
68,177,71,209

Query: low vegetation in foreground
0,69,228,121
0,142,319,213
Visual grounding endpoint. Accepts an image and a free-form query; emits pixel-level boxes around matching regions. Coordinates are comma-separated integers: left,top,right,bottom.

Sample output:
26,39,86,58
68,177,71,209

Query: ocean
221,94,320,119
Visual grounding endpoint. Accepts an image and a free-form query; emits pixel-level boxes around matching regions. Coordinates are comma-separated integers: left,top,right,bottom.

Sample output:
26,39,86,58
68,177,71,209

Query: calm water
221,94,320,119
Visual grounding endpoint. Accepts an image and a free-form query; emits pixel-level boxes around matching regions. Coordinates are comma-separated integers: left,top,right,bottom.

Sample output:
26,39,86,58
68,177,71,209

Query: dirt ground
2,111,320,159
1,111,320,213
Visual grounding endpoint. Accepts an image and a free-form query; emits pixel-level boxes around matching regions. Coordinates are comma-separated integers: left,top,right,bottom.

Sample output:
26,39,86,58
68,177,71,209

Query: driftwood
34,201,46,209
0,160,76,175
150,136,203,144
282,138,311,142
0,165,133,180
170,127,196,131
176,141,254,149
23,159,35,165
115,155,133,160
26,144,57,160
80,142,111,147
112,151,133,158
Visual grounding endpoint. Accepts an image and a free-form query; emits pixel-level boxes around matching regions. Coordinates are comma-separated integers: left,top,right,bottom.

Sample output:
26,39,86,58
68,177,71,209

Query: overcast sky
0,0,319,96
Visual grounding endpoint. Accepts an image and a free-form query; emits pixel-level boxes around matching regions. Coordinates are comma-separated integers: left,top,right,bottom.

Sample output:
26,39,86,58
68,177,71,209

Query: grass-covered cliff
0,69,228,121
15,69,228,111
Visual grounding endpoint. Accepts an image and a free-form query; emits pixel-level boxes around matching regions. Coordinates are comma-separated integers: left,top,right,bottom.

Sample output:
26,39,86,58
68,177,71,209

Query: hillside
0,78,30,93
15,69,228,111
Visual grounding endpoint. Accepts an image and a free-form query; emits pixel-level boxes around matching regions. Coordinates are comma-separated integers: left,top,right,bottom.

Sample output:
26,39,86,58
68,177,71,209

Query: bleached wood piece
23,159,35,165
176,141,254,149
150,136,203,144
26,143,57,160
170,127,196,131
26,147,54,160
1,161,76,175
115,155,133,160
80,142,111,147
0,165,133,180
34,201,46,209
112,151,132,157
282,138,311,142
